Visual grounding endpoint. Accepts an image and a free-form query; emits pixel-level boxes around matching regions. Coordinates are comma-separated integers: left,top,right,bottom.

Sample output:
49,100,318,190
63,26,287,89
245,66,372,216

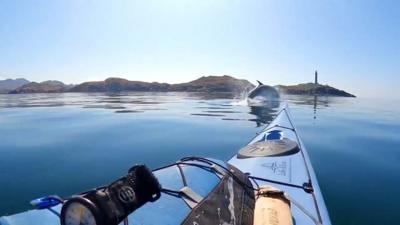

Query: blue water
0,93,399,225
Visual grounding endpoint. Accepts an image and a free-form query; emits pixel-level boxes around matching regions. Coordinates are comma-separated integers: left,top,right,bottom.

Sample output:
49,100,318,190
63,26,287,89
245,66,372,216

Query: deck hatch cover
238,138,299,158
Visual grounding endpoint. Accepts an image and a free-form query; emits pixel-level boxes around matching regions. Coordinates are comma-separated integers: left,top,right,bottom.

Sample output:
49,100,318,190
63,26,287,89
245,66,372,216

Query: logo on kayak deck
261,161,287,176
118,186,136,203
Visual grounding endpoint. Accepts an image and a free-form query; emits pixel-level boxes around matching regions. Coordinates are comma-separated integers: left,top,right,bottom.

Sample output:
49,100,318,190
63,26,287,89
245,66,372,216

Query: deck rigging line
160,157,322,225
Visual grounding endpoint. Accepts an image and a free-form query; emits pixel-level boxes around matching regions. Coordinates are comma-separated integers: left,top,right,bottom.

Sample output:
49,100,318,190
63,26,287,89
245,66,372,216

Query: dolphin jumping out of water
247,80,280,104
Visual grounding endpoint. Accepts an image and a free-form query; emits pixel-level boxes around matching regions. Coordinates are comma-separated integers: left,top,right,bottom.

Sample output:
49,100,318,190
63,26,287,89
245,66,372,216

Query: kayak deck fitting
0,105,331,225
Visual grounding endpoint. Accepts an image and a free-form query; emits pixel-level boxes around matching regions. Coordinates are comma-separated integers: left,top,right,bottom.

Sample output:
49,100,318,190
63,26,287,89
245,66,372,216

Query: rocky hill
4,76,355,97
0,78,29,93
169,75,254,92
9,80,71,94
69,78,170,92
69,75,254,93
276,83,355,97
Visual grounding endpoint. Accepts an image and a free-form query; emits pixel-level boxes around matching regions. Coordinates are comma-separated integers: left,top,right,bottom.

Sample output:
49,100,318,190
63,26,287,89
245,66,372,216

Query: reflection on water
0,92,342,127
0,92,283,127
0,92,338,127
314,95,317,119
190,113,225,117
115,110,144,113
247,101,280,127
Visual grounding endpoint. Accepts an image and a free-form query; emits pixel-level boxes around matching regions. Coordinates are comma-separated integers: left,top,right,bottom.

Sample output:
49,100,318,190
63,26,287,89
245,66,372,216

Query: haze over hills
0,75,355,97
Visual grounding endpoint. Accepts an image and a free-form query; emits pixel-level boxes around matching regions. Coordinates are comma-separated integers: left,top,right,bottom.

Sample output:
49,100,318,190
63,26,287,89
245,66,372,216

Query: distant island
0,78,29,94
9,80,73,94
276,83,356,97
0,75,355,97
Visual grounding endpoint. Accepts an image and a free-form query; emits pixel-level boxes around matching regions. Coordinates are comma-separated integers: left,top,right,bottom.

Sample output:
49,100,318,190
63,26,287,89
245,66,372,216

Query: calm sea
0,92,399,225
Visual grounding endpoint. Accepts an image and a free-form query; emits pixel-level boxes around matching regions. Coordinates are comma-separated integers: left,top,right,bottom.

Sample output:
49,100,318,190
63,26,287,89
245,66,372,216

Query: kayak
0,104,331,225
228,105,331,225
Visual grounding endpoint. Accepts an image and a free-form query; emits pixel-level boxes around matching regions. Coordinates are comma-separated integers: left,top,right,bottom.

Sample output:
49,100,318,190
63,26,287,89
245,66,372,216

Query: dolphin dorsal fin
256,80,264,86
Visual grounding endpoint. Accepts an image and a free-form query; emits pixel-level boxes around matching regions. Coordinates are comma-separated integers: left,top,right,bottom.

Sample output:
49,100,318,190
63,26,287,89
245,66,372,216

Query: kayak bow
229,105,331,225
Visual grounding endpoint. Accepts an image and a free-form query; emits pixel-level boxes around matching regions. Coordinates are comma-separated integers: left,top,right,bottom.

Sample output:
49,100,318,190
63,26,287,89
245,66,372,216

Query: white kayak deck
228,106,331,225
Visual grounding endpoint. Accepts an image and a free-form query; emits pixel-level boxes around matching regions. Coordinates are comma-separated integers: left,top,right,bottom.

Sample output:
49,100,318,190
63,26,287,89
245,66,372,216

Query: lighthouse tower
314,70,318,84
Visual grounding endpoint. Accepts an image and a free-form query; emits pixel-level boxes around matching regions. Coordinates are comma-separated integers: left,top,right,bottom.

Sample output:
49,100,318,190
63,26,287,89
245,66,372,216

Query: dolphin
247,81,280,104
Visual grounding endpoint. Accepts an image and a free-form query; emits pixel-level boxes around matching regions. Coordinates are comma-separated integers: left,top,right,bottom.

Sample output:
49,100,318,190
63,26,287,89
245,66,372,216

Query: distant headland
276,83,355,97
276,70,355,97
0,75,355,97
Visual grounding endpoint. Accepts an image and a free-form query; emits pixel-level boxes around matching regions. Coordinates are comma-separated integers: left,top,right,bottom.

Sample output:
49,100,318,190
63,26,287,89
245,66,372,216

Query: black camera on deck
60,165,161,225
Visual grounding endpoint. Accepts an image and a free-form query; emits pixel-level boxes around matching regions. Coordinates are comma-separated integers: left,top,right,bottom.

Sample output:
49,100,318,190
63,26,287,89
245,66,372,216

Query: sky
0,0,399,98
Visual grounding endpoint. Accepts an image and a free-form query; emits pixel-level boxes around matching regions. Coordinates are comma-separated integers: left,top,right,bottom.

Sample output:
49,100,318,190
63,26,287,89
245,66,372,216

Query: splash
231,89,280,107
230,89,249,106
247,95,279,106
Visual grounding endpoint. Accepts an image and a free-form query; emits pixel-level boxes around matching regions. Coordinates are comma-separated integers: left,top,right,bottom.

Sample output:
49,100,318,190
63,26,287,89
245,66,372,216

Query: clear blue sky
0,0,399,98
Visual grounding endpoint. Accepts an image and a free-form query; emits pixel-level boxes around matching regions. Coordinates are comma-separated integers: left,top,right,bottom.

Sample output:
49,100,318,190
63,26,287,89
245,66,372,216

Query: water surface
0,92,399,225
